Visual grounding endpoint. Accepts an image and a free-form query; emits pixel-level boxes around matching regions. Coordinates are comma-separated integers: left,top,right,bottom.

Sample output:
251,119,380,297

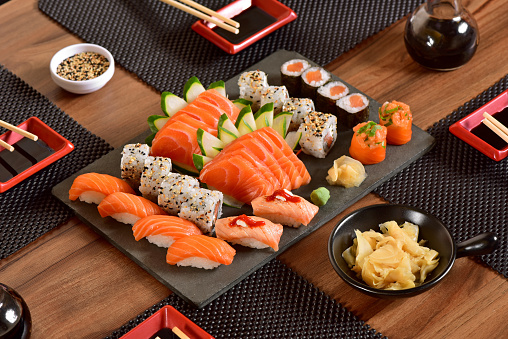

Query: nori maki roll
281,59,311,97
316,81,349,114
300,67,330,102
336,93,370,128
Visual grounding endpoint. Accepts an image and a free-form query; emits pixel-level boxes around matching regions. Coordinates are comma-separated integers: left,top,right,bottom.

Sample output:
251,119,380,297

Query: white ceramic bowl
50,43,115,94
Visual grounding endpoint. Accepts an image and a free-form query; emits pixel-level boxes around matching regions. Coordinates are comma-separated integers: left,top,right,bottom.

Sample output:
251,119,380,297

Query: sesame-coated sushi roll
178,188,223,235
282,98,315,131
301,67,331,101
139,156,172,202
238,70,268,111
316,81,349,114
281,59,311,97
297,111,337,158
259,86,290,114
336,93,370,129
158,173,200,215
121,143,151,188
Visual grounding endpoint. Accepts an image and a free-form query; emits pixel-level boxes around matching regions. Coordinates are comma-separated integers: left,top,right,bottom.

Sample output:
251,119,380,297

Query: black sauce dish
328,204,498,298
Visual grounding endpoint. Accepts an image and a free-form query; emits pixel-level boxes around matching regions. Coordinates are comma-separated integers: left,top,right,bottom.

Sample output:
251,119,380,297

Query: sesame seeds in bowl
50,43,115,94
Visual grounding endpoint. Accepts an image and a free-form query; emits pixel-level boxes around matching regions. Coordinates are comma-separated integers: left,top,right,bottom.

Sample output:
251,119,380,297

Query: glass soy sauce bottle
404,0,479,71
0,284,31,339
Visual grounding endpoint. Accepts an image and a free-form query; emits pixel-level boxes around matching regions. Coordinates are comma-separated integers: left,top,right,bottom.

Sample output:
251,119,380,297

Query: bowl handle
456,232,499,258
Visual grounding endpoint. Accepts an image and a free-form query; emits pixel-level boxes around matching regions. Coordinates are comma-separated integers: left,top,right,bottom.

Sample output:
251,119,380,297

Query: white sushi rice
121,143,150,188
297,111,338,158
238,70,268,111
139,156,172,202
282,98,315,131
176,257,221,269
226,238,270,250
281,59,311,77
317,81,349,100
146,234,175,248
336,93,369,113
78,191,107,204
178,188,223,235
259,86,290,114
158,173,200,215
108,213,141,226
301,67,331,87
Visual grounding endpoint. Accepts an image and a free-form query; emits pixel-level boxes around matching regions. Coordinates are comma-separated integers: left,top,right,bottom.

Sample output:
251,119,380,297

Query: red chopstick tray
449,89,508,161
0,117,74,192
120,305,214,339
191,0,297,54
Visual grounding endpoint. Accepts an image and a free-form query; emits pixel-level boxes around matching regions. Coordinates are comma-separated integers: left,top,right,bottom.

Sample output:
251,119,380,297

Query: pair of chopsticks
482,112,508,143
0,119,38,152
154,326,190,339
160,0,240,34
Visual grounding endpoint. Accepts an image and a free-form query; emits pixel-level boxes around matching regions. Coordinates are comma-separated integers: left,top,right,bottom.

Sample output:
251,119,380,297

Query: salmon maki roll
97,192,167,225
132,215,202,247
251,189,319,228
349,121,387,165
215,215,283,251
69,173,135,204
378,100,413,145
281,59,311,97
301,67,331,101
166,235,236,269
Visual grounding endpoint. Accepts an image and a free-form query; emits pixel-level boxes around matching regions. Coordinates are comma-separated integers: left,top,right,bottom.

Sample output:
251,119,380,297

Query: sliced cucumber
197,128,224,157
145,132,156,147
183,76,206,103
285,131,302,150
254,103,274,130
217,113,240,145
234,106,256,136
193,153,213,172
272,111,293,138
172,160,199,176
147,115,170,133
232,98,253,110
207,80,226,97
161,92,187,117
222,194,244,208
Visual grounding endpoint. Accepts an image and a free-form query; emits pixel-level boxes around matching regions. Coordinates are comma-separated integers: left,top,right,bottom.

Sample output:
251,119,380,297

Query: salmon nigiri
215,215,283,251
251,189,319,228
132,215,202,247
97,192,167,225
349,121,387,165
166,235,236,269
378,100,413,145
69,173,135,204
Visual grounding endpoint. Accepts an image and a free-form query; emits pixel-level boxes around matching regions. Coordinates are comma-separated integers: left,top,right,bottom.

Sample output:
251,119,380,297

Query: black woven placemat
38,0,422,94
0,65,112,259
107,259,384,339
375,76,508,278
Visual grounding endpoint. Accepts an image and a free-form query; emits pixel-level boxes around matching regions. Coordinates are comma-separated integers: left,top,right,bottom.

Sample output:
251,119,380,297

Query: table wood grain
0,0,507,338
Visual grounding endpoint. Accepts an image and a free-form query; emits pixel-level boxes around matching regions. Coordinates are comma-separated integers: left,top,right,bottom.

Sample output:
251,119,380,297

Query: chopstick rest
482,112,508,143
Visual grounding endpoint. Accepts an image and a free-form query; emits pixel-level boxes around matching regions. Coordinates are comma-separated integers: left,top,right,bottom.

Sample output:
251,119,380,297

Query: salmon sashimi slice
163,112,217,136
199,89,240,121
215,215,283,251
349,121,387,165
166,235,236,268
98,192,167,225
251,189,319,228
176,101,223,128
69,172,135,204
378,100,413,145
213,135,292,190
132,215,202,246
199,154,276,204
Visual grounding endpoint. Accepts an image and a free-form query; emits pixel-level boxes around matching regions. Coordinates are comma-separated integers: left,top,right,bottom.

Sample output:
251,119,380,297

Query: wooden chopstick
160,0,239,34
0,119,38,141
172,326,191,339
179,0,239,28
0,139,14,152
482,112,508,143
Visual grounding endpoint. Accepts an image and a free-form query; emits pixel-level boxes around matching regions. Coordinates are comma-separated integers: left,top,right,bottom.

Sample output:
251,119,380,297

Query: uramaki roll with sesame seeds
297,111,338,158
259,85,290,114
120,143,151,189
282,98,315,131
139,156,172,202
238,70,268,111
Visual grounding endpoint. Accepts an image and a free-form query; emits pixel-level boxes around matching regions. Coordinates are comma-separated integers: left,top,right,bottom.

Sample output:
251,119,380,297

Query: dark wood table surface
0,0,507,338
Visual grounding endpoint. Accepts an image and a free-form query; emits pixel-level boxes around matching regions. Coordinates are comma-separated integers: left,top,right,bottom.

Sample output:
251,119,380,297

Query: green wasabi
310,187,330,207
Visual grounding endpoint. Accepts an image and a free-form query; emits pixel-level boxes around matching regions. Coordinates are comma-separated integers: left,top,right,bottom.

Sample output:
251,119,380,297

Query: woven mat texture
375,76,508,278
107,259,384,339
38,0,422,94
0,65,112,259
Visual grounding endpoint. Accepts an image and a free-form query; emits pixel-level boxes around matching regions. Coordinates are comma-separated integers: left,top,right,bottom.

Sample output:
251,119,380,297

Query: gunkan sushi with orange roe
215,215,283,251
97,192,167,225
378,100,413,145
132,215,202,248
69,172,135,204
166,235,236,269
349,121,387,165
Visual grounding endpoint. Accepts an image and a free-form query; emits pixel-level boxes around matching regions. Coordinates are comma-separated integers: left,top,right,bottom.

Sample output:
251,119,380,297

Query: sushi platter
52,50,435,308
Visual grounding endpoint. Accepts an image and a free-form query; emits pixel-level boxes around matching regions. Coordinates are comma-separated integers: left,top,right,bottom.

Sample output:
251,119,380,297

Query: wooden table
1,0,507,337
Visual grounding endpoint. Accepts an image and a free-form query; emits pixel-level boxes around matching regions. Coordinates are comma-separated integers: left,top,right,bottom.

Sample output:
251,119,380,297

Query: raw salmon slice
349,121,387,165
199,89,240,121
132,215,202,246
97,192,167,225
166,235,236,268
378,100,413,145
69,172,135,204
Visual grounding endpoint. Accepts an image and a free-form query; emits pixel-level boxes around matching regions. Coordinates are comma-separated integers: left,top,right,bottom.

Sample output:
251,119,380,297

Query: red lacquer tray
449,89,508,161
191,0,297,54
0,117,74,192
120,306,214,339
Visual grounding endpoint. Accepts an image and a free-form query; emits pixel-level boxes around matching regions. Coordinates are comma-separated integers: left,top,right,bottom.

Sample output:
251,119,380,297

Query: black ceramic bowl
328,204,498,298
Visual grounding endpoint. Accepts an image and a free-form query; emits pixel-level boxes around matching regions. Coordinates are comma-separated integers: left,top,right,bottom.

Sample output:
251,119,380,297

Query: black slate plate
52,50,435,308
